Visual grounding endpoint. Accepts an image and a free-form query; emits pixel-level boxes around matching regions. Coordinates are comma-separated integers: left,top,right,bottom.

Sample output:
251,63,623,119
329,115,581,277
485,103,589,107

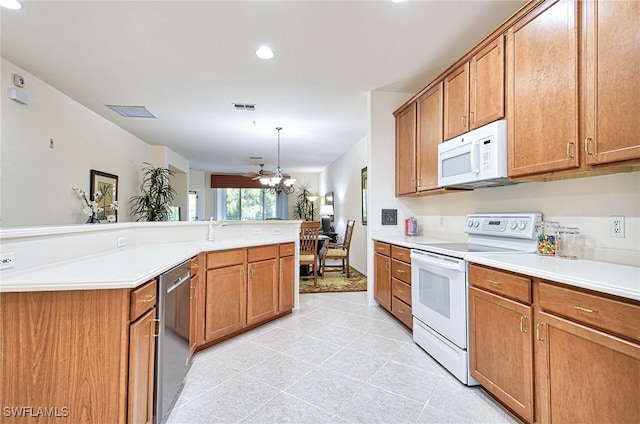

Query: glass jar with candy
535,221,560,256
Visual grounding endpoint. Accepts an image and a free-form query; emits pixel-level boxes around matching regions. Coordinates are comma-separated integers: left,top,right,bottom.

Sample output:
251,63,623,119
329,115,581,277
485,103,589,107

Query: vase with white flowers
72,185,118,224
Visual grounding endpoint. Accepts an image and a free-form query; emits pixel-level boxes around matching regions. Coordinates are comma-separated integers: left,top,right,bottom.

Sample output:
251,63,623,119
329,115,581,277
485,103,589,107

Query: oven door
410,249,467,349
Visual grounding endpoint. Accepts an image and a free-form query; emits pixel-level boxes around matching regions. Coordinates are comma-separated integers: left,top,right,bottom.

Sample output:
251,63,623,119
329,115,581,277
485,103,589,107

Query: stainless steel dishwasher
155,259,192,423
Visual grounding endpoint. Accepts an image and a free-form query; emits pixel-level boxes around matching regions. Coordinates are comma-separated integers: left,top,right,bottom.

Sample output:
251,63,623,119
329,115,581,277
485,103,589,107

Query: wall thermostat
12,73,25,88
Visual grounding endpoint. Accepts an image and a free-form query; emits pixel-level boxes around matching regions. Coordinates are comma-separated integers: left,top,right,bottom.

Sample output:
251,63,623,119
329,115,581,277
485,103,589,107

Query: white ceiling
1,0,526,175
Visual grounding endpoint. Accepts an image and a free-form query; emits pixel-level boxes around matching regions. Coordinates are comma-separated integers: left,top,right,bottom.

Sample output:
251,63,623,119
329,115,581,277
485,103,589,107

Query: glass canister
556,227,581,259
536,221,560,256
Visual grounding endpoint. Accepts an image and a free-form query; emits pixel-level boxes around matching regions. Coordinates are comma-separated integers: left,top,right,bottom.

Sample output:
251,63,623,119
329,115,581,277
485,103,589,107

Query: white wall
0,59,192,227
1,59,153,226
318,136,368,274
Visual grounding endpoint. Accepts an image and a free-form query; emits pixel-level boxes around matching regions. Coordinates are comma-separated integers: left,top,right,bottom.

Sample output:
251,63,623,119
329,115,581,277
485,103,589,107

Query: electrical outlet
440,216,445,227
609,216,625,238
49,138,55,149
0,252,15,270
117,237,126,248
272,228,281,235
252,228,263,236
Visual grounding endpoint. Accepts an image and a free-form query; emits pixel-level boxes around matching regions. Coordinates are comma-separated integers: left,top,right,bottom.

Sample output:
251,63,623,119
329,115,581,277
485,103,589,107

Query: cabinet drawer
539,282,640,342
279,242,295,257
392,279,411,305
207,249,246,269
469,264,531,304
374,241,390,256
130,279,157,321
391,296,413,329
248,244,278,262
391,259,411,285
391,245,411,264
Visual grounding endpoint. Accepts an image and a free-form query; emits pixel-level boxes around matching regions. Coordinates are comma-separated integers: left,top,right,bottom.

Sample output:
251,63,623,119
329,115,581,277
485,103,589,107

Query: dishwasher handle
167,272,190,293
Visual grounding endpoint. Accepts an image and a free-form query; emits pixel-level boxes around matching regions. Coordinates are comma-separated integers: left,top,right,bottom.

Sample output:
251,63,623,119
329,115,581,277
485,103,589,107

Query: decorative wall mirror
90,170,118,222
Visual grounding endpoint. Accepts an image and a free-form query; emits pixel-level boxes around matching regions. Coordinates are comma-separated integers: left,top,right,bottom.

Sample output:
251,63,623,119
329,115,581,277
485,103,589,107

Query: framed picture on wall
361,167,367,226
90,170,118,222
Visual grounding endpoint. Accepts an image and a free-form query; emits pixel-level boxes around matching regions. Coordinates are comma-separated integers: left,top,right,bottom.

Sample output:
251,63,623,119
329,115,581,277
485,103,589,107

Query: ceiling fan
242,164,274,180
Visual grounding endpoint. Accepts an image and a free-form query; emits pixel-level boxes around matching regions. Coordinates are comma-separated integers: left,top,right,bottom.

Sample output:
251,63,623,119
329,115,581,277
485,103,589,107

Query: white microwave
437,120,513,189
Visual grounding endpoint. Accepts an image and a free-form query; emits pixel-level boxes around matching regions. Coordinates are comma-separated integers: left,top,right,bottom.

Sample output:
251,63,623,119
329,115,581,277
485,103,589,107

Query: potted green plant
130,162,176,221
292,181,317,221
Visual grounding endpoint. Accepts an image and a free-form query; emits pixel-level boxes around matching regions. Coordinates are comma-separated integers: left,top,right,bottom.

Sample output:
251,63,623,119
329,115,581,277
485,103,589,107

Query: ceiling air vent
233,103,256,111
106,105,157,118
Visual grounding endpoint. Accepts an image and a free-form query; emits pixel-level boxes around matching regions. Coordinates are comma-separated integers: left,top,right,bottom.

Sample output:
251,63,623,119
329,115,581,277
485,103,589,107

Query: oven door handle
411,253,462,271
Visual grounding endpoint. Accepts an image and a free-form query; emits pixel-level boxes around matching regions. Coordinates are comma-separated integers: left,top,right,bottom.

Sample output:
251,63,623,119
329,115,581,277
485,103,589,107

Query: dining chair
321,220,355,278
299,221,321,287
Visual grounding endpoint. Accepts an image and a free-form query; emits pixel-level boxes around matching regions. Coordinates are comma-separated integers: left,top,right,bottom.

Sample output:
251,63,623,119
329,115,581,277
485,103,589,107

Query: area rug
299,267,367,293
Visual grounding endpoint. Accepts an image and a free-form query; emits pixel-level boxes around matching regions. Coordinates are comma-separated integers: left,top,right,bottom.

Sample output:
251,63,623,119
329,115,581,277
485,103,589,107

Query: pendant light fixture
261,127,296,194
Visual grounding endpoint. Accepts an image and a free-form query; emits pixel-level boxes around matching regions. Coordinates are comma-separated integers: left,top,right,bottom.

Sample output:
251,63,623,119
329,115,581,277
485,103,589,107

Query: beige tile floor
166,291,521,424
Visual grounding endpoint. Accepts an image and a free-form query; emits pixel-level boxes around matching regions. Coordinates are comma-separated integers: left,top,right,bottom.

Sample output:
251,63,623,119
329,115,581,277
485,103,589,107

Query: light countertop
0,238,296,293
372,234,640,302
465,252,640,301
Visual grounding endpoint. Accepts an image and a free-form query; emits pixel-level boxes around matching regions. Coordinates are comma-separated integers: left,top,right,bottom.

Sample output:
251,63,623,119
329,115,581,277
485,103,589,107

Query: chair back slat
300,221,320,255
342,220,355,249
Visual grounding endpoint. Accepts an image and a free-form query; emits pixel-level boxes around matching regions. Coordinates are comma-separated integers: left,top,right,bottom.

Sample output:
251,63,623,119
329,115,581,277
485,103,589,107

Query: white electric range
410,213,542,385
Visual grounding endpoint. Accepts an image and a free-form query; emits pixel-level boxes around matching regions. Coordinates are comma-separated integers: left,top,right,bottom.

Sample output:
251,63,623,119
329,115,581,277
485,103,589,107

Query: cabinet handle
536,323,545,341
152,318,161,337
487,279,501,285
520,315,527,333
385,262,389,270
140,294,156,303
396,269,406,274
462,116,467,127
566,142,574,158
469,111,475,124
584,138,593,155
190,285,196,300
191,263,199,270
574,305,598,313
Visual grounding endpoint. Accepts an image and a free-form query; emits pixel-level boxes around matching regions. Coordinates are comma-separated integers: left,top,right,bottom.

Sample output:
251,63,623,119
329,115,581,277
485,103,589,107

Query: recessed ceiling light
390,0,407,3
0,0,23,9
256,46,275,60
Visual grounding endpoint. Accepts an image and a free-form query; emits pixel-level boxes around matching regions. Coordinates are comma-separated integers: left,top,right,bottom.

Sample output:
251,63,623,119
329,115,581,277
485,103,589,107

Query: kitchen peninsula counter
0,238,296,293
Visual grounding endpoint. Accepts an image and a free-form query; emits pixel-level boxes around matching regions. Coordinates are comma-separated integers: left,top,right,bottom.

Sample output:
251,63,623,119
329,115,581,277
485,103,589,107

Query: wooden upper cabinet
416,83,443,191
583,0,640,165
470,36,505,130
507,0,579,177
395,102,417,195
443,62,470,140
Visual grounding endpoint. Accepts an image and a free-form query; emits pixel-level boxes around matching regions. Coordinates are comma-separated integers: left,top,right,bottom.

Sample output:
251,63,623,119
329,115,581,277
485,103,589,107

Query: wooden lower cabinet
469,286,534,423
279,248,295,312
470,263,640,424
247,258,278,325
535,310,640,424
128,307,157,424
202,243,294,346
205,263,247,342
373,251,391,310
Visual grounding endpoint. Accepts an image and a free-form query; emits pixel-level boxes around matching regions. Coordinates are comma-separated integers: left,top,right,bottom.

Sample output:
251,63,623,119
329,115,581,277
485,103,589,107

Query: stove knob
510,222,518,230
473,221,480,228
519,221,527,230
467,220,474,228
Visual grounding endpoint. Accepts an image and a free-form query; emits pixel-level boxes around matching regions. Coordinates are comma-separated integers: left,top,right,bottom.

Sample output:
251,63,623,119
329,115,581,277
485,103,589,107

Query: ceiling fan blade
241,172,259,178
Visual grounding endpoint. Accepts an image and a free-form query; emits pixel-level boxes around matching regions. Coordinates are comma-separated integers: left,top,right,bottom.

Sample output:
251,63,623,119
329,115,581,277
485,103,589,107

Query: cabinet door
507,0,579,177
443,62,469,140
470,36,505,129
535,311,640,423
416,82,443,191
395,102,417,196
205,264,246,342
279,255,295,313
584,0,640,165
128,308,156,424
247,259,279,325
469,287,534,423
189,274,198,356
374,252,391,310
